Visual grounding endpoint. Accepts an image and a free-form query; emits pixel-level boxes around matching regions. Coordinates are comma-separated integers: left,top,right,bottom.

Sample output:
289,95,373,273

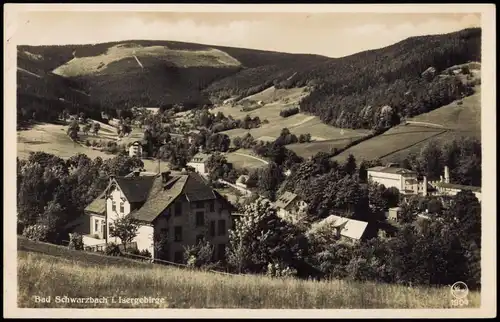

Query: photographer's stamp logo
450,281,469,307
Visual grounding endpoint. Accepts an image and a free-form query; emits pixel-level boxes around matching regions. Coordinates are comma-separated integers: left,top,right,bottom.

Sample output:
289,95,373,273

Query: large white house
70,170,237,263
367,165,419,194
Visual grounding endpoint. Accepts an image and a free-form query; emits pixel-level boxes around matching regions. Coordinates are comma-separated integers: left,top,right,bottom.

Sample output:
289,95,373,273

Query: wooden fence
119,251,248,277
61,239,247,277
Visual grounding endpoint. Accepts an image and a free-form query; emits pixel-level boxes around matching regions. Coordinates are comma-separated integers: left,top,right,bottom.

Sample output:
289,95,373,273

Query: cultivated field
17,237,480,309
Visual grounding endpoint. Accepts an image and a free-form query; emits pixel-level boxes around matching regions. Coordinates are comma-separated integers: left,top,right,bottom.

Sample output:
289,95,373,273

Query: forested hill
17,28,481,131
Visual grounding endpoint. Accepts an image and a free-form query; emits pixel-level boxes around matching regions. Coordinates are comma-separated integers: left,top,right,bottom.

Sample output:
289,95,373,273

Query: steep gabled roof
129,171,218,223
113,175,157,203
130,175,187,223
275,191,299,210
183,171,216,202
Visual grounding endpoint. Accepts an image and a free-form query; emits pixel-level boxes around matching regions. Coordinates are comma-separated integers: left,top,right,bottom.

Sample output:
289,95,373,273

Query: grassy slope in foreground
17,237,480,309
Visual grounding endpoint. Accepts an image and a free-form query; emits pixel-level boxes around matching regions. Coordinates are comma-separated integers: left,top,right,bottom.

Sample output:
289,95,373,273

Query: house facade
186,152,211,176
367,165,418,193
128,141,143,158
74,170,236,262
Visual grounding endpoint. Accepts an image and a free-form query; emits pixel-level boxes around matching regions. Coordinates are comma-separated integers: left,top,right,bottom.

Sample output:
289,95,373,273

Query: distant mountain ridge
17,28,481,131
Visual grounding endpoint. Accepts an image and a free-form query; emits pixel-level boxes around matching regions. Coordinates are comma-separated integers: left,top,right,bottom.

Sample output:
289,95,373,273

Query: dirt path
290,115,315,128
405,121,446,128
17,67,42,78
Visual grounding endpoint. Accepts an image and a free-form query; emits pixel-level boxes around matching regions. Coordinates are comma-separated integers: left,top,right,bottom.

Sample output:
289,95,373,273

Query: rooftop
188,153,211,163
367,166,416,175
317,215,369,240
274,191,299,210
433,182,481,192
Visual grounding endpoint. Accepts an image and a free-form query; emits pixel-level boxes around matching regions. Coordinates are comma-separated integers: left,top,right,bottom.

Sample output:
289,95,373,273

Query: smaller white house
310,215,369,242
187,153,211,176
235,175,250,189
274,191,308,220
129,141,143,158
385,207,401,222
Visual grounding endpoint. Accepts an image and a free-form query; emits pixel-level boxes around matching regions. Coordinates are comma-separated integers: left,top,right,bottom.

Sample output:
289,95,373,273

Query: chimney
444,166,450,184
161,171,171,183
423,176,428,196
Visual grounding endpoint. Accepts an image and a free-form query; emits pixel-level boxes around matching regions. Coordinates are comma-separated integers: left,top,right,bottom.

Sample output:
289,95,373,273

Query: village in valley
14,11,486,310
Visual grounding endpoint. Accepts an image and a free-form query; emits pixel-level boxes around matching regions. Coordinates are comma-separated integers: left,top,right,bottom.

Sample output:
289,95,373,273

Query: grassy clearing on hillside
17,123,115,160
242,86,308,105
287,139,357,159
53,44,241,77
211,85,369,149
332,125,445,163
18,243,479,309
16,123,159,172
225,150,269,170
333,87,481,164
409,87,481,133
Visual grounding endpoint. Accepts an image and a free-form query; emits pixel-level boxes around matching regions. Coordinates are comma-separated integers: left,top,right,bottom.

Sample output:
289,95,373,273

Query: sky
12,9,481,58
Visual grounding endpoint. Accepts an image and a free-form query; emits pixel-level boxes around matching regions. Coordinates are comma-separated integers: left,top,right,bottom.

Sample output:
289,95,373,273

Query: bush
266,262,298,278
22,224,50,242
104,242,122,256
279,107,300,118
184,239,219,271
68,233,84,251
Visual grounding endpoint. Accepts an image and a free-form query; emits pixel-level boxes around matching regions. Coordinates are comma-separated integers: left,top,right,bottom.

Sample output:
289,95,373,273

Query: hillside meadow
16,122,161,172
333,85,481,164
17,238,480,309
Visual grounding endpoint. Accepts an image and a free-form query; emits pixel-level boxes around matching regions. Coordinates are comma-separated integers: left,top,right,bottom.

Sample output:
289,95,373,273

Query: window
119,202,124,213
209,201,215,212
174,251,183,263
175,203,183,216
192,201,204,209
160,227,168,237
174,226,182,242
217,219,226,236
101,220,106,235
112,201,116,212
218,243,226,260
209,221,216,237
94,218,99,233
196,234,204,245
196,212,205,227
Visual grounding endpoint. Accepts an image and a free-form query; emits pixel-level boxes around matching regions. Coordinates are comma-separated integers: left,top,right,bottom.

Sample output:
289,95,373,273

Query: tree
92,122,101,136
82,123,91,135
226,198,308,275
109,214,141,251
343,154,357,176
257,162,285,201
67,120,80,140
